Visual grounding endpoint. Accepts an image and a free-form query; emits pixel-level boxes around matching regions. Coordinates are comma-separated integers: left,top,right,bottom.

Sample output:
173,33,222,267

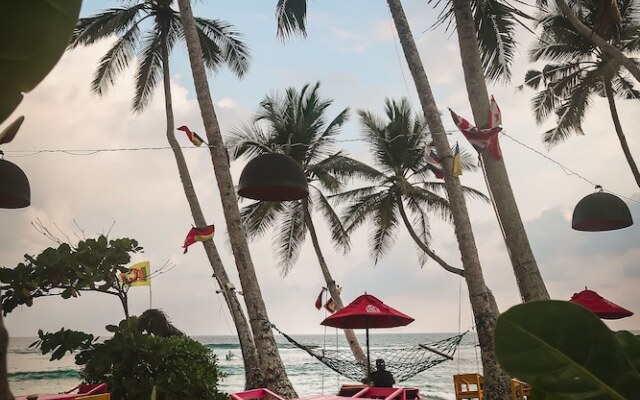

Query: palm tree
550,0,640,83
386,1,512,397
68,0,264,388
176,0,297,396
274,1,515,397
337,98,487,276
226,82,371,365
524,0,640,187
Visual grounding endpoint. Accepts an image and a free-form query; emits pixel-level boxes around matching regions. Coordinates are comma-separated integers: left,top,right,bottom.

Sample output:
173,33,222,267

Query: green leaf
616,331,640,372
0,1,82,122
495,300,640,399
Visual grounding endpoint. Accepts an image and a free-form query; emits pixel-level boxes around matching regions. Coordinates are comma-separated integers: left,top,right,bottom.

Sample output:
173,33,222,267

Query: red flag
488,96,502,129
424,147,445,179
315,288,327,310
182,225,215,253
177,125,205,147
449,108,502,160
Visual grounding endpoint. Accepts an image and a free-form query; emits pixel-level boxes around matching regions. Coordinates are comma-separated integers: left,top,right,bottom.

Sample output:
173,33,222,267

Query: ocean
8,332,482,400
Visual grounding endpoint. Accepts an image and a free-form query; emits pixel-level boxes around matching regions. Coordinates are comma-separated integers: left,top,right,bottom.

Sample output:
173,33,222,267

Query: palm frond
404,198,432,266
311,186,351,253
69,6,145,48
274,201,306,276
133,33,163,112
240,201,284,240
340,189,389,234
90,24,141,96
194,17,251,78
275,0,308,39
226,123,272,160
613,74,640,100
369,194,399,264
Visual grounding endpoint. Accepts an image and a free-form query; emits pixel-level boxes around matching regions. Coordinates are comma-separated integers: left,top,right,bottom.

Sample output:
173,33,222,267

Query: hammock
272,325,466,383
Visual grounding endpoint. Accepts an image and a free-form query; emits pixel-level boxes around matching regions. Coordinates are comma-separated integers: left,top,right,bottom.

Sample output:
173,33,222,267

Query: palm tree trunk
393,194,464,277
386,0,511,397
554,0,640,83
603,80,640,187
302,201,367,365
450,0,550,303
176,1,296,397
160,43,263,389
0,293,14,400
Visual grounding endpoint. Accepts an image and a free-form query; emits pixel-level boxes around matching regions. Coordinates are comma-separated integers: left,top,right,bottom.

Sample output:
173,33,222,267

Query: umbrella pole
366,320,370,384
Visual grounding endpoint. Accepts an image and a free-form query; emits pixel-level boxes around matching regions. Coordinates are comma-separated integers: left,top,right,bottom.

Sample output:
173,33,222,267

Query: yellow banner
120,261,151,287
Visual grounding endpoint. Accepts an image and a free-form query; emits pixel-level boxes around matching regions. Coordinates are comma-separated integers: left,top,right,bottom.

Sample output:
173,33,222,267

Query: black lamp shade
238,153,308,201
0,159,30,208
572,191,633,231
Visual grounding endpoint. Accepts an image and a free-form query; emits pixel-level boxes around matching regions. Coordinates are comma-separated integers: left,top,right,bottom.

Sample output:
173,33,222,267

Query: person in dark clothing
370,359,395,387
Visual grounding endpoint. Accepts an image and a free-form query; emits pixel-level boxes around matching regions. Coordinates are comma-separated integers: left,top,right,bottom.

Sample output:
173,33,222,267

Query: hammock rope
272,324,466,383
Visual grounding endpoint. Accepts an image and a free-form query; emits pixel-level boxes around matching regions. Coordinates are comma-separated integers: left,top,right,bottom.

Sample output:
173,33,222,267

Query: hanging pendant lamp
0,157,30,208
572,186,632,231
238,153,308,201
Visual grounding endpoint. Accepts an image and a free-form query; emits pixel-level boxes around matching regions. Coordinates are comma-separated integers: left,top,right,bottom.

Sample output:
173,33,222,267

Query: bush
76,318,227,400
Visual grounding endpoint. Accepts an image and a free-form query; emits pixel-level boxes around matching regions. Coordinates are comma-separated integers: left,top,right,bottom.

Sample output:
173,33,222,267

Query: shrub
76,318,227,400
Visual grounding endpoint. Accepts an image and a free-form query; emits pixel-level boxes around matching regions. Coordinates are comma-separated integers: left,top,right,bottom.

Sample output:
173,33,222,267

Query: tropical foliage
336,98,486,269
227,82,375,274
226,81,373,363
0,235,141,318
69,0,249,111
69,2,265,388
33,318,226,400
523,0,640,186
495,300,640,399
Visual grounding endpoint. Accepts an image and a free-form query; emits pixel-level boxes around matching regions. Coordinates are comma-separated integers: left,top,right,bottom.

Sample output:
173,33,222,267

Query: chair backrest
229,388,286,400
510,379,531,400
352,386,406,400
453,373,484,400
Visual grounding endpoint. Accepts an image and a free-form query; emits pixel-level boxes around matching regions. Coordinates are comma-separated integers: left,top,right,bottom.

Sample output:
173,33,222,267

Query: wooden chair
510,379,531,400
453,373,484,400
352,386,415,400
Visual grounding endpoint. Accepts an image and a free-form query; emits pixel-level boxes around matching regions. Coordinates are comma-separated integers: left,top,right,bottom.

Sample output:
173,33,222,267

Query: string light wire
3,130,638,204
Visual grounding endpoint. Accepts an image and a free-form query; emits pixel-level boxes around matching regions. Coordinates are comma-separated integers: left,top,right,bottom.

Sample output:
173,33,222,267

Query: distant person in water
370,359,395,387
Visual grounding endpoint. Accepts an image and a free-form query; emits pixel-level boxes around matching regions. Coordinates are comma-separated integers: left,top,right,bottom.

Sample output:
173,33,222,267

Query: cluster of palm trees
60,0,639,399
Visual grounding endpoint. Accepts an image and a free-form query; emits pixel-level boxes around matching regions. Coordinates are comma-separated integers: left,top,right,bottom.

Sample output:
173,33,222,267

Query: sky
2,1,639,339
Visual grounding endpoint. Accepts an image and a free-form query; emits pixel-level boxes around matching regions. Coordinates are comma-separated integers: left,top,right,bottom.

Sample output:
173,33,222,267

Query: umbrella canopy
321,293,414,329
570,288,634,320
321,293,414,383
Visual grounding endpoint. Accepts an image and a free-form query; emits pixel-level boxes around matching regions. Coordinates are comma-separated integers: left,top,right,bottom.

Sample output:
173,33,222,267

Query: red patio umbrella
570,288,634,320
321,293,414,381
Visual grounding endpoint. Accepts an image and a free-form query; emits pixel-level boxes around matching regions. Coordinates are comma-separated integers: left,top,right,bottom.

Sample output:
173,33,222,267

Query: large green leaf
0,1,82,123
616,330,640,372
495,300,640,399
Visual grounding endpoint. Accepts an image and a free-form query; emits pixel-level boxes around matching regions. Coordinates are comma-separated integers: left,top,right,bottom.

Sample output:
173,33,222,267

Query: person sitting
370,358,395,387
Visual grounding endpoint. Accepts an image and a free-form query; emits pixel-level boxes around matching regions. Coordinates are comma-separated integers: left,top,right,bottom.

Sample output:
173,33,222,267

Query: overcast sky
2,1,639,339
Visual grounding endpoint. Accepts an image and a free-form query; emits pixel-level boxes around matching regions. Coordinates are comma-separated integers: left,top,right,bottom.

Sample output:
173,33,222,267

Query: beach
8,332,481,400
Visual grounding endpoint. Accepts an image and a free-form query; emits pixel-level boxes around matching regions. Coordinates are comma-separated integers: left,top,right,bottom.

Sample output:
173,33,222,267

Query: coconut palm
176,0,296,396
550,0,640,83
274,1,517,396
387,1,514,397
524,0,640,187
68,0,264,389
226,82,373,364
336,98,487,275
